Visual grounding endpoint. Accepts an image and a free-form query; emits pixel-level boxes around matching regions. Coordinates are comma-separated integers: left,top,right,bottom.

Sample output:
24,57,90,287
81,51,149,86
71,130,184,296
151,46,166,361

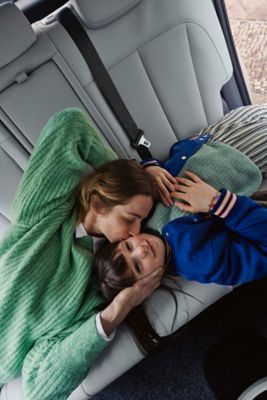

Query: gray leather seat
0,2,118,236
1,0,263,398
41,0,233,160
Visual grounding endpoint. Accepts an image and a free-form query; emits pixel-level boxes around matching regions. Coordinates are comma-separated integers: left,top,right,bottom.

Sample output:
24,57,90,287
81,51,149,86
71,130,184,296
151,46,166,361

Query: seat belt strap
58,7,152,159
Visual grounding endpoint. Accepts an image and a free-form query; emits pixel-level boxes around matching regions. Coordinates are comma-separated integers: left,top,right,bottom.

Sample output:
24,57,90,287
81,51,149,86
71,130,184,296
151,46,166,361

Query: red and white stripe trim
213,190,237,218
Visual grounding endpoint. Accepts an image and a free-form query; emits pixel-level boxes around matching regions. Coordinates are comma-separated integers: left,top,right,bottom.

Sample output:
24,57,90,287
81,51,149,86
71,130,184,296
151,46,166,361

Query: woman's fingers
139,267,163,285
146,166,177,207
138,269,162,294
132,268,163,304
163,170,177,185
156,175,175,206
161,192,173,207
157,176,174,192
115,267,163,311
145,165,204,210
145,167,205,211
161,174,175,192
157,180,173,206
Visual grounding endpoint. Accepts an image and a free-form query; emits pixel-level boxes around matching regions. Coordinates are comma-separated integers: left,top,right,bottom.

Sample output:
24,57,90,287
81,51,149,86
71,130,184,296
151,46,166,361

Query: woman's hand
100,268,162,336
114,267,163,311
171,171,219,213
145,165,176,206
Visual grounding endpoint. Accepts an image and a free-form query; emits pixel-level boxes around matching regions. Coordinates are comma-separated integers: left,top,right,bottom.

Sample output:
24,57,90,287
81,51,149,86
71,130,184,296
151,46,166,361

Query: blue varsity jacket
142,137,267,286
141,134,210,175
163,189,267,285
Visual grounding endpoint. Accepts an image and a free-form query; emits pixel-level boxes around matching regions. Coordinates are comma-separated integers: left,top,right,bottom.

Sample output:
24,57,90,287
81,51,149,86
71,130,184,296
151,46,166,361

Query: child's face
115,233,166,279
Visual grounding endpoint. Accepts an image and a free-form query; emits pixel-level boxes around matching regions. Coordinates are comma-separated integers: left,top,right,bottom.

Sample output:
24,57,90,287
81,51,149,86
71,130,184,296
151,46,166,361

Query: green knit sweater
0,109,117,400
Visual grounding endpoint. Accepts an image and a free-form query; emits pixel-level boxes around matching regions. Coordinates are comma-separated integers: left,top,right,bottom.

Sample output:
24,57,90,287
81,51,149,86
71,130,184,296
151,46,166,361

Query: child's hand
145,165,176,206
171,171,219,213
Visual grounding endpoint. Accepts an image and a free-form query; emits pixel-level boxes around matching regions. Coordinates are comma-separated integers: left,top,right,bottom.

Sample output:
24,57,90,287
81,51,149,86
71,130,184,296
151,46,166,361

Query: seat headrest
0,3,36,69
70,0,142,29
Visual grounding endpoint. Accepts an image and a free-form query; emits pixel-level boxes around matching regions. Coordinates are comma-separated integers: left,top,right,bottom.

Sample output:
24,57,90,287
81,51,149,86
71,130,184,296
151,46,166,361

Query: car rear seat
0,0,254,398
0,1,125,240
42,0,234,160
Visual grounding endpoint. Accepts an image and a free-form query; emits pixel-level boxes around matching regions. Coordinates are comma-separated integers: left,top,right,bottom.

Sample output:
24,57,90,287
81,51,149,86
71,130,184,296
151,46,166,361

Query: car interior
0,0,266,399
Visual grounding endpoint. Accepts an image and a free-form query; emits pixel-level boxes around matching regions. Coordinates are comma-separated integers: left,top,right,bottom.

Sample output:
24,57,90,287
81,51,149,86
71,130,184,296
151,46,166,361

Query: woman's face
97,195,153,243
115,233,166,279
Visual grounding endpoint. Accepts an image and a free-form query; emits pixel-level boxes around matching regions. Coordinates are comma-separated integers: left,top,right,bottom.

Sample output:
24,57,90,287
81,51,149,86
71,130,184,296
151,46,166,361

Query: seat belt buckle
133,130,151,148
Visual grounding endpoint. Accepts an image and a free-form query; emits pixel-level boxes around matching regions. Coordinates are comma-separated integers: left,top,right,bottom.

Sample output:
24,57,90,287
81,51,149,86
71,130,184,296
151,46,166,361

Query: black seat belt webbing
58,7,152,159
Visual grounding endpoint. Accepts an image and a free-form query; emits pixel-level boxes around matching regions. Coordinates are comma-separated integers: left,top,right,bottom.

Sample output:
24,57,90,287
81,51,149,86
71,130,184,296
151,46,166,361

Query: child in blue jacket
94,104,267,287
93,170,267,354
94,171,267,287
92,104,267,353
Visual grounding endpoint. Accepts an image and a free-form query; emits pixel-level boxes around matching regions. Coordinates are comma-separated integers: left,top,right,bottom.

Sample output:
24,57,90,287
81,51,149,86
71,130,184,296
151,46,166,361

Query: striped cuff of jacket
211,189,237,218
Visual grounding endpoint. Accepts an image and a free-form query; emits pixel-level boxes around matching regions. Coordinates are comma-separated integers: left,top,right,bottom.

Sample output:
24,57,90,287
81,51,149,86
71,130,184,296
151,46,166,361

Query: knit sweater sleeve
22,315,109,400
11,108,117,225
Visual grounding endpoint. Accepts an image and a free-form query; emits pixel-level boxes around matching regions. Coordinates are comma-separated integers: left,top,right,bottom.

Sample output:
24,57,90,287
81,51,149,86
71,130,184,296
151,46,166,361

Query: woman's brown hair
76,159,158,225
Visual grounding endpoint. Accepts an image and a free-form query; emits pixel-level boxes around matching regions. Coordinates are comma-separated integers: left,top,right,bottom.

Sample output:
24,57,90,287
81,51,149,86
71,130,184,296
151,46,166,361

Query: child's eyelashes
134,263,142,274
125,241,132,251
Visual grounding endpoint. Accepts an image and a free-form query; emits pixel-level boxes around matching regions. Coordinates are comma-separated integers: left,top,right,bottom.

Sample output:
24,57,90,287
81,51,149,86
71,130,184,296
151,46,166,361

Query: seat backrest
0,2,124,237
0,2,118,148
0,0,233,238
41,0,233,159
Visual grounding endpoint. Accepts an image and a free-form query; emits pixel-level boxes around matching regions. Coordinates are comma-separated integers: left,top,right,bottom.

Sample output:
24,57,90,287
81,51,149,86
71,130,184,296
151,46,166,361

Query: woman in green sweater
0,108,161,400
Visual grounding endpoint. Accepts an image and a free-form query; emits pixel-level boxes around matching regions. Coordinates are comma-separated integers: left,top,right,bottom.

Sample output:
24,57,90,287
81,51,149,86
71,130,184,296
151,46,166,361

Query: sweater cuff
96,312,116,341
210,189,237,218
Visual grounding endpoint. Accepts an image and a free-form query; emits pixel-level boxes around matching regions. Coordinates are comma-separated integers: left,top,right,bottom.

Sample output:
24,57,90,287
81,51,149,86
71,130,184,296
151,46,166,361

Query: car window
225,0,267,104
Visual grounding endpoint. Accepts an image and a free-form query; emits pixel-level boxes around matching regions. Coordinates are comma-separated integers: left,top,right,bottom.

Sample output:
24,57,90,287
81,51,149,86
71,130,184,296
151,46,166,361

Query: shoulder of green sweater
48,108,93,131
36,108,93,144
50,108,89,124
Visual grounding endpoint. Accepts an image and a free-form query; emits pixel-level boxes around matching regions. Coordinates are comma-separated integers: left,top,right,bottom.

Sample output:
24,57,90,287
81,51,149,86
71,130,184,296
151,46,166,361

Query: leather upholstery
70,0,142,28
0,3,36,69
0,0,261,398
